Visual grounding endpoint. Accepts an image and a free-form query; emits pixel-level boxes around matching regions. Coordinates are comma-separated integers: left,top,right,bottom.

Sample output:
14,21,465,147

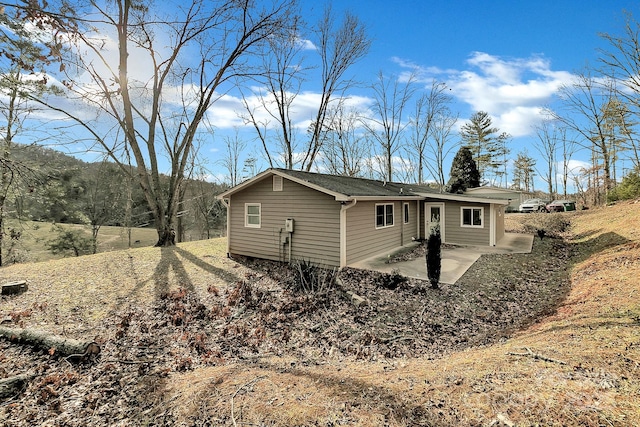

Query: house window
245,203,261,228
403,203,410,224
461,206,483,228
376,203,394,228
273,175,283,191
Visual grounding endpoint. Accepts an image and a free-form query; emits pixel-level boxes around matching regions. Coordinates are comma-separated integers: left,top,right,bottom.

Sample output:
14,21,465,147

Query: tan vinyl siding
346,200,415,265
228,176,341,266
402,201,419,246
439,200,491,246
495,205,505,242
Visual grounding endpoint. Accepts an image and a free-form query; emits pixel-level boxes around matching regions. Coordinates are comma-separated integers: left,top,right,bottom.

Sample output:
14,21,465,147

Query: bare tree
363,71,417,181
239,14,306,169
22,0,297,246
533,120,561,199
220,129,246,187
548,71,615,203
319,101,367,176
600,13,640,169
406,80,454,184
560,130,579,198
300,6,370,171
425,110,459,191
84,160,124,254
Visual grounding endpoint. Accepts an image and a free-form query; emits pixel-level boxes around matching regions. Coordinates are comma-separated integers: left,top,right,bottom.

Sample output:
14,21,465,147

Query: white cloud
296,38,316,50
395,52,576,138
496,106,545,137
565,159,591,175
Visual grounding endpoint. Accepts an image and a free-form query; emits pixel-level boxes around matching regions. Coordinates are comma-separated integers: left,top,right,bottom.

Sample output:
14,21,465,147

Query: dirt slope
0,201,638,426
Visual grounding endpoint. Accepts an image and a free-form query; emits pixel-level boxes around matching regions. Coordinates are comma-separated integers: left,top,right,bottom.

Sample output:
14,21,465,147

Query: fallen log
1,280,28,296
0,325,100,359
335,276,369,307
345,290,368,307
0,373,36,399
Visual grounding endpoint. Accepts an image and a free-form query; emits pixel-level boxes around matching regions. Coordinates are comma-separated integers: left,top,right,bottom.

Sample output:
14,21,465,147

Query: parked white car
519,198,548,213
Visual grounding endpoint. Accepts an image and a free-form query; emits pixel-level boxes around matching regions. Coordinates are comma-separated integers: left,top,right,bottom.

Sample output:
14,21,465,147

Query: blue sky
222,0,637,190
9,0,640,191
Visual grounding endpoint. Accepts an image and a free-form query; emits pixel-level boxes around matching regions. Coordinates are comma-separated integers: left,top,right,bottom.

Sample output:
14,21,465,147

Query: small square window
245,203,261,228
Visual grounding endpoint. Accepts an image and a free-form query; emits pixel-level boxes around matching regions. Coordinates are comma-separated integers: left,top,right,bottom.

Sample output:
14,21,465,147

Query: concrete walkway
349,233,534,285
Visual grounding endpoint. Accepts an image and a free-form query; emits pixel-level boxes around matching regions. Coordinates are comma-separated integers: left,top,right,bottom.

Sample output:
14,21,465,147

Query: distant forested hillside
8,143,227,241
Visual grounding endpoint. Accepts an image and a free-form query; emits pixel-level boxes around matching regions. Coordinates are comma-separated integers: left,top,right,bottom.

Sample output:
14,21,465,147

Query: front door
425,202,445,240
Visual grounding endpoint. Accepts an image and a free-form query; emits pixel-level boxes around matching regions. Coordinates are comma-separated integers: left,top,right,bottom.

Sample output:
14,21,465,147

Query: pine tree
445,147,480,193
460,111,506,181
512,151,536,192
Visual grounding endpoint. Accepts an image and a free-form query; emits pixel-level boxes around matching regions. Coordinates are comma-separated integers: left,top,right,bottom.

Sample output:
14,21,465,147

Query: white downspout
220,197,230,256
489,203,496,246
416,200,421,239
340,199,357,268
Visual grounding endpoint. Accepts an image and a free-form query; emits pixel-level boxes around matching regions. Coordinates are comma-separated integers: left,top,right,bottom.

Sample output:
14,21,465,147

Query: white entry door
424,202,445,240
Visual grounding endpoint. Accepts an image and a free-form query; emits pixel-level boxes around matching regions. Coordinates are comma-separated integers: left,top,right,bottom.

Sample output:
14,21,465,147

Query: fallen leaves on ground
0,224,580,426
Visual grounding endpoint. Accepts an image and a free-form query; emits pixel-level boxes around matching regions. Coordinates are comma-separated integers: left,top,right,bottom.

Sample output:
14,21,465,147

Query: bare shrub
288,259,337,294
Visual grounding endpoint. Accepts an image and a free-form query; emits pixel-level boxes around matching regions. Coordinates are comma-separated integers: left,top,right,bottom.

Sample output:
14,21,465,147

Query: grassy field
4,220,161,263
0,201,639,425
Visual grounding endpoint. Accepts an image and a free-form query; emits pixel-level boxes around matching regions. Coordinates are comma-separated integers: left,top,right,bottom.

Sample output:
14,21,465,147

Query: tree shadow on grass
568,230,630,262
152,247,194,295
151,246,241,296
174,246,240,284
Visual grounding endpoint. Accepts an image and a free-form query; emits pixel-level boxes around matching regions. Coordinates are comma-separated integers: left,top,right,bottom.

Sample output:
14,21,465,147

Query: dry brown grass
1,202,639,426
0,238,236,336
166,201,640,426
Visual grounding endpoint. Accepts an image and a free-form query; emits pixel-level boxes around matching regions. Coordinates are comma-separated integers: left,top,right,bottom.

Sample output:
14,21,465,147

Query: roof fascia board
465,187,521,193
269,169,351,201
216,170,273,199
347,195,424,201
216,169,351,201
418,192,510,205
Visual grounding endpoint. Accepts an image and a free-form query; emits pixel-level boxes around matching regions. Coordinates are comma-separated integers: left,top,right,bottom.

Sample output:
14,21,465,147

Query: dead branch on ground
506,347,566,365
230,376,266,427
0,326,100,359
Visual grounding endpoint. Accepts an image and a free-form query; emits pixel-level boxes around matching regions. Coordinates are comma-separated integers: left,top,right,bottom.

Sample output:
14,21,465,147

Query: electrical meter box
285,218,295,233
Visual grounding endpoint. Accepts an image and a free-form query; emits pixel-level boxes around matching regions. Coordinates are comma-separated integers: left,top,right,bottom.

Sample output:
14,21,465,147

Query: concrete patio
349,232,535,284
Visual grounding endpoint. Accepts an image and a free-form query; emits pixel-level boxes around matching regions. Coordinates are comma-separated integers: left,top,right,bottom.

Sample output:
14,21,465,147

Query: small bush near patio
426,226,442,288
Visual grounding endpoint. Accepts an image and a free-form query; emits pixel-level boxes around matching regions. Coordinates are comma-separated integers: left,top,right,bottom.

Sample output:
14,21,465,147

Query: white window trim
245,203,261,228
375,203,394,229
461,206,484,228
403,202,410,224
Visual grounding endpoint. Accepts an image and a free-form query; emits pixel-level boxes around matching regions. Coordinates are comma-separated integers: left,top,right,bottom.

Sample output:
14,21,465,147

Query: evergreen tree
608,166,640,202
512,151,536,192
426,225,441,289
460,111,506,181
446,147,480,193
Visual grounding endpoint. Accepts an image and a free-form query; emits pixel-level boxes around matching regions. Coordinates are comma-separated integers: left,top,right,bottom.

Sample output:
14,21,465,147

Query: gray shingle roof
273,168,437,197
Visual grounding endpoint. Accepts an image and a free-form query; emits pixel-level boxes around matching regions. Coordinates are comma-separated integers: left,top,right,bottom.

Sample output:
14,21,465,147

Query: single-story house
216,169,509,268
464,186,523,213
